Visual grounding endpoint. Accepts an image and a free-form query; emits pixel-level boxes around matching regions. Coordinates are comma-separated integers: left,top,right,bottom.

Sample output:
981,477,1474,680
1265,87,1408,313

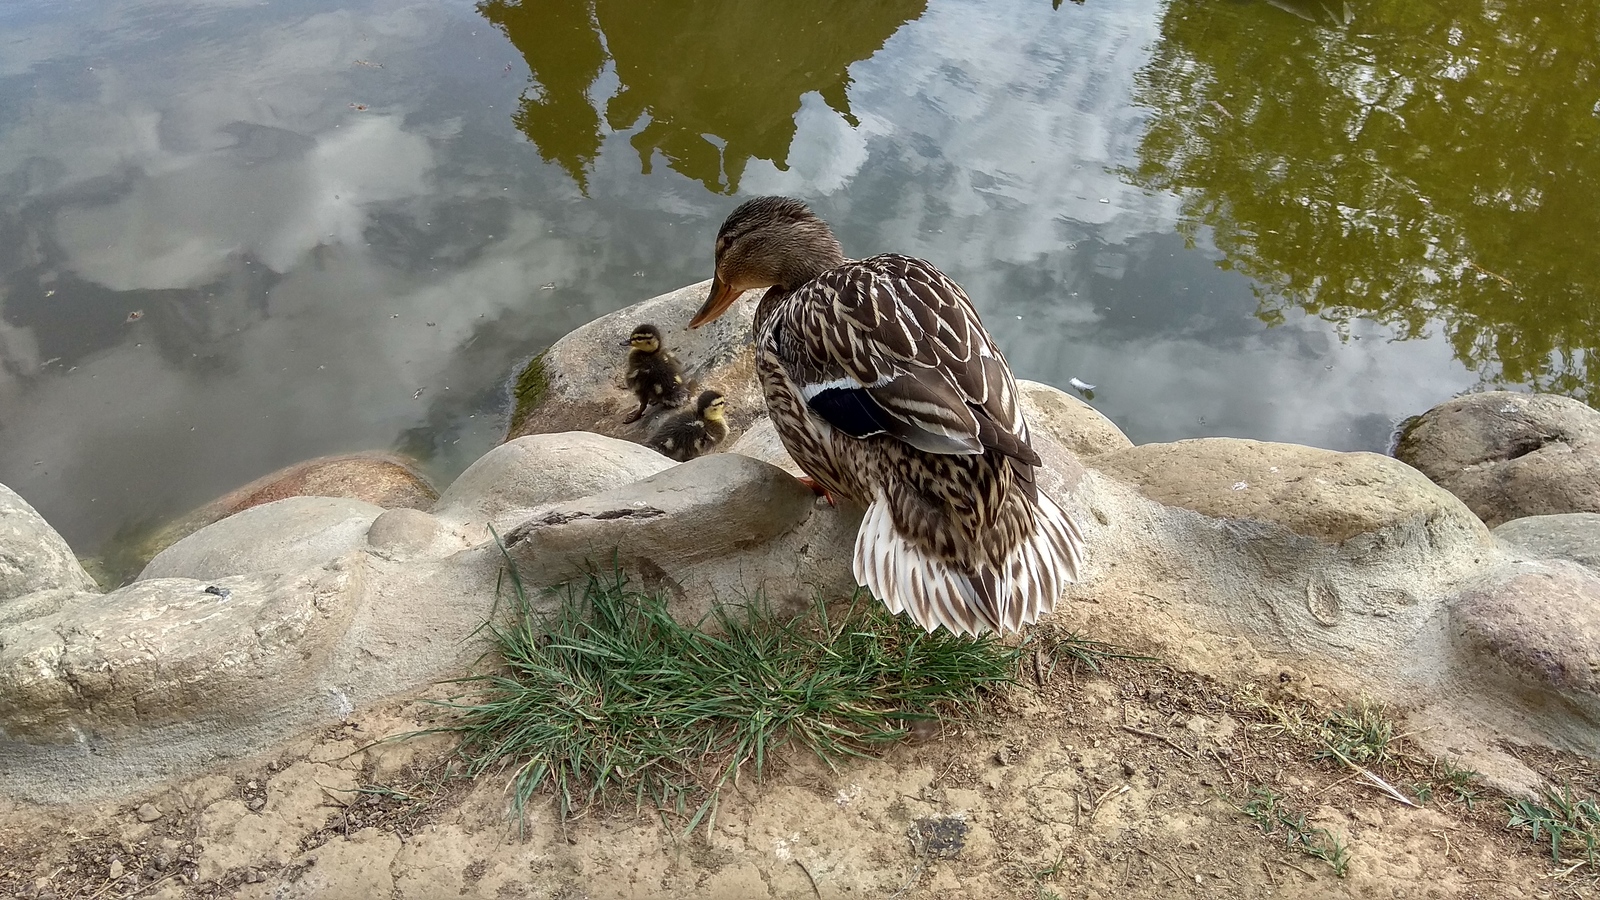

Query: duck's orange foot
797,475,837,507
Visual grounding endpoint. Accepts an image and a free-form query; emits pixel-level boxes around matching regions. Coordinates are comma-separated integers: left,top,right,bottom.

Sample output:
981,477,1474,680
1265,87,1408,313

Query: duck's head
624,323,664,353
689,197,845,328
696,389,727,422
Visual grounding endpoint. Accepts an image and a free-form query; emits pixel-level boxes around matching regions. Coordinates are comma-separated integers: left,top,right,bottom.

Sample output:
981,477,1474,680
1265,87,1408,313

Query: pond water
0,0,1594,561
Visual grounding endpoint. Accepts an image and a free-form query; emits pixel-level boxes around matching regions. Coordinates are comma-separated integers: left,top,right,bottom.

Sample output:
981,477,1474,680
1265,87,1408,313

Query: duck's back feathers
768,255,1038,469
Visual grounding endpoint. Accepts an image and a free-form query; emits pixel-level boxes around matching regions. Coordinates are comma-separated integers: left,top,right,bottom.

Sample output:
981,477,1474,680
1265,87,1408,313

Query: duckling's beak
688,275,742,328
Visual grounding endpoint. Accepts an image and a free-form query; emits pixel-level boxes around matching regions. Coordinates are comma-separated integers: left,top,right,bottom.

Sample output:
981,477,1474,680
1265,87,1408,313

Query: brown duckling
622,323,689,423
647,389,729,462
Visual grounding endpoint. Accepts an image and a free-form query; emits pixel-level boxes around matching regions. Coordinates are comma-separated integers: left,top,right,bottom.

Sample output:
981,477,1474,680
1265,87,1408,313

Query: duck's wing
775,255,1038,466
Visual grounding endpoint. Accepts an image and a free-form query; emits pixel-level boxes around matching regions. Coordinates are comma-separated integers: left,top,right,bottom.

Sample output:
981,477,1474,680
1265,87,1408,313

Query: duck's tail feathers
850,491,1087,637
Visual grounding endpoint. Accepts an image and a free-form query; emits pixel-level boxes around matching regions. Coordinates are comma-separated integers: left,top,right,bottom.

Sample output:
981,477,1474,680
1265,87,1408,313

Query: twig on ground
1121,724,1198,759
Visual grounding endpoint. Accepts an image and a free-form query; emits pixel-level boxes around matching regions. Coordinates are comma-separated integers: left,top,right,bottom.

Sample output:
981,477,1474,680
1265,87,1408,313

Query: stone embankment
3,281,1599,805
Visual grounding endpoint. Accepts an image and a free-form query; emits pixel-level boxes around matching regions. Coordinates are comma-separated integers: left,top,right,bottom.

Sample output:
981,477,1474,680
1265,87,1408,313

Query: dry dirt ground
3,639,1596,900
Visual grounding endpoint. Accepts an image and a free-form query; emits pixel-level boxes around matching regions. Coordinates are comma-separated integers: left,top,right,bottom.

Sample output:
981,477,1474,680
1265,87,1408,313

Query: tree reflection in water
478,0,926,194
1130,0,1600,400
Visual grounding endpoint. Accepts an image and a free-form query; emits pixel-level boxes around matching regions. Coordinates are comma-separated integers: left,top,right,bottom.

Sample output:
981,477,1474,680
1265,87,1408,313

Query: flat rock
107,452,437,585
0,568,356,741
139,497,384,581
1394,391,1600,526
433,432,673,538
503,452,858,621
504,280,765,446
1494,514,1600,572
1093,437,1485,545
1449,561,1600,725
1016,380,1132,458
0,484,99,624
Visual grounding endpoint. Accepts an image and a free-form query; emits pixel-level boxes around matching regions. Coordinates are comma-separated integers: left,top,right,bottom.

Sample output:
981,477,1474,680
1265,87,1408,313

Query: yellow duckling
647,389,729,462
622,323,689,423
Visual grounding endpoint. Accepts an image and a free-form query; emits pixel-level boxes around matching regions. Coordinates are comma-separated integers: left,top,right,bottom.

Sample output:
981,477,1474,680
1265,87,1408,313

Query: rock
136,804,162,823
433,433,673,539
1094,438,1486,546
1079,437,1498,699
365,508,460,561
139,497,384,581
1016,380,1132,458
504,280,765,447
1450,561,1600,724
727,417,803,477
503,452,858,621
1493,514,1600,572
112,452,438,584
0,568,356,741
1394,391,1600,526
0,483,99,622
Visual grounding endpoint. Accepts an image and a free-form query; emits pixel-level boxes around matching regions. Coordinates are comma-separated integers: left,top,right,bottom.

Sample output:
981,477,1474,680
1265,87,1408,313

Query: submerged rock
1394,391,1600,526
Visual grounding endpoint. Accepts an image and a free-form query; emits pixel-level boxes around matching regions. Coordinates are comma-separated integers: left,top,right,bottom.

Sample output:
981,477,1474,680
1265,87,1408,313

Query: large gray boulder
139,497,385,581
503,452,859,622
1493,513,1600,572
1394,391,1600,526
505,279,765,447
0,484,99,625
1084,438,1493,660
0,569,357,742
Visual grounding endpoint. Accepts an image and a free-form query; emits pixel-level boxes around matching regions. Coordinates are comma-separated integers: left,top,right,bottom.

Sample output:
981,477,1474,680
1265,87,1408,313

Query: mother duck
689,196,1085,636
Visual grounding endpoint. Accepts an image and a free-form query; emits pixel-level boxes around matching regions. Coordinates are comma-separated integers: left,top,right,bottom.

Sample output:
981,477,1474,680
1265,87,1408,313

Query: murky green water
0,0,1593,556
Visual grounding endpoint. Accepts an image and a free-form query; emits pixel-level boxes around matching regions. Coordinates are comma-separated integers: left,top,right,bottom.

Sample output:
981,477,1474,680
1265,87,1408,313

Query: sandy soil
2,646,1595,900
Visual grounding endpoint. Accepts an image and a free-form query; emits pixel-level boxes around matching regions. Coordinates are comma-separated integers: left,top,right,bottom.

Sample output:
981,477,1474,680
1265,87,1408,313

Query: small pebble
244,869,264,884
248,798,265,812
1121,760,1136,777
136,803,162,823
108,859,123,879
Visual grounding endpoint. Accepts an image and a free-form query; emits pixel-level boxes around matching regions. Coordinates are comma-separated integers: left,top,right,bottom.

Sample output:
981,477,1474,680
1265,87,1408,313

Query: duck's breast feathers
771,254,1038,465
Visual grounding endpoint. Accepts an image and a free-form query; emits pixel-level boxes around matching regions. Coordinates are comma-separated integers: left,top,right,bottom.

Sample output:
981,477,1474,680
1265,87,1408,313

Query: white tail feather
850,490,1087,637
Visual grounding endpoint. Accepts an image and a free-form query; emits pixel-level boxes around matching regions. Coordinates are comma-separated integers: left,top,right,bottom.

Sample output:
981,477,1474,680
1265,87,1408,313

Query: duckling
647,389,729,462
621,323,689,423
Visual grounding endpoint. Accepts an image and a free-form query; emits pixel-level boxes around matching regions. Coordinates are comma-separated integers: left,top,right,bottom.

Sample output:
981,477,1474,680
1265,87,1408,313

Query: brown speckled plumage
690,197,1085,636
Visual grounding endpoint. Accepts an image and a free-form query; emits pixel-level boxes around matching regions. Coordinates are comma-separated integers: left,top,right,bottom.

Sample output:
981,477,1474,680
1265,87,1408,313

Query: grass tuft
1507,784,1600,869
435,566,1020,833
1237,786,1351,877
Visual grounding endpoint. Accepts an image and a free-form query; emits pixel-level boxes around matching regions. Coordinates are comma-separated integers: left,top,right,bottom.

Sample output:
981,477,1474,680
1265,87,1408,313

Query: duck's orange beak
688,274,743,328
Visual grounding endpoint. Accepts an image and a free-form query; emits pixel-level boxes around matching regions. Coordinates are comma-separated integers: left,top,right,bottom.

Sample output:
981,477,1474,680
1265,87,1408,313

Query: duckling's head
625,323,663,354
696,389,727,422
689,197,845,328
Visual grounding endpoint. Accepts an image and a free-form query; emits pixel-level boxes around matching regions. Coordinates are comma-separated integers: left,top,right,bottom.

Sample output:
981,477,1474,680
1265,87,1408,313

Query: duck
647,389,729,462
621,323,689,423
688,196,1085,637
